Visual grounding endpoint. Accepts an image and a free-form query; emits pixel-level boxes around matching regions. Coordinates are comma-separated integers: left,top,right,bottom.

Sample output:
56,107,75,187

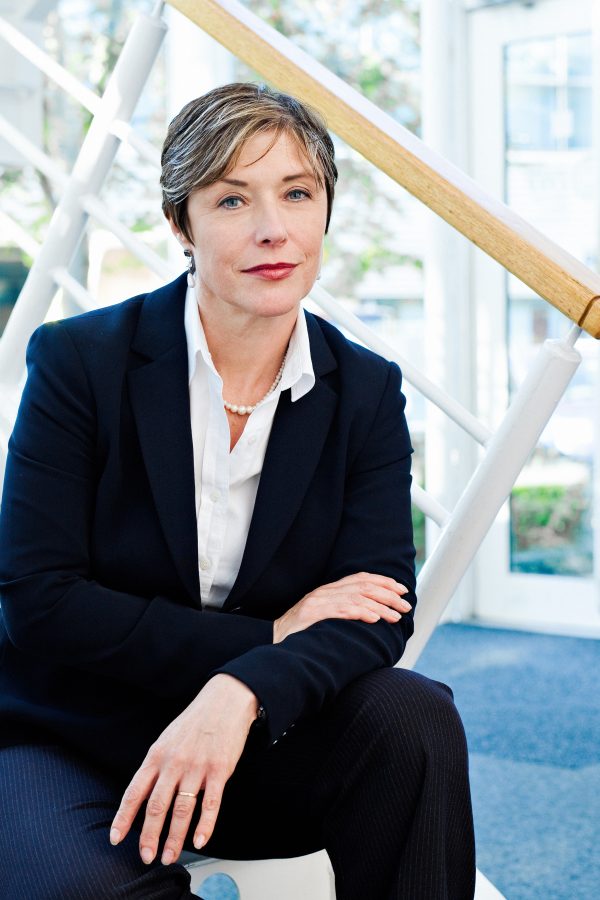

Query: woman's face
171,129,328,324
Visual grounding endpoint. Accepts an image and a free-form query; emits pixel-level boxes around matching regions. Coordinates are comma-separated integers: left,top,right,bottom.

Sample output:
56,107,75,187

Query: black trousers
0,668,476,900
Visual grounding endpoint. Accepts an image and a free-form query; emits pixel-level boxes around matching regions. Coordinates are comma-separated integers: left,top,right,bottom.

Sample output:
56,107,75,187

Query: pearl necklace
223,350,288,416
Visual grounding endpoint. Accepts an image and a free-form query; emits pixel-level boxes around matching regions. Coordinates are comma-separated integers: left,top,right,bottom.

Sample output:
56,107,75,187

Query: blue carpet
195,872,239,900
415,624,600,899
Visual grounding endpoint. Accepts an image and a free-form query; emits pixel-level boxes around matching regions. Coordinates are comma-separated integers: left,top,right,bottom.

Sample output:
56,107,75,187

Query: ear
166,215,193,252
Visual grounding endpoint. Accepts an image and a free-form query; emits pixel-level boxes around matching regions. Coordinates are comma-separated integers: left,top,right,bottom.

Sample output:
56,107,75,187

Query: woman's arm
0,322,273,698
211,360,417,745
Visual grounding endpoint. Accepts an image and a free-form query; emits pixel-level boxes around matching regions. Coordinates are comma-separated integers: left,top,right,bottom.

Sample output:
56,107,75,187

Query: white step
184,852,505,899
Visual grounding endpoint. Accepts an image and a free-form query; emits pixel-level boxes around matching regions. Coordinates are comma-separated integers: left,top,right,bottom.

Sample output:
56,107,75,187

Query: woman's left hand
109,673,259,865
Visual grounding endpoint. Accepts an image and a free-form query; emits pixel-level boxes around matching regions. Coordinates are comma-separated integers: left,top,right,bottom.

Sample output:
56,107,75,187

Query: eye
287,189,311,201
219,196,243,209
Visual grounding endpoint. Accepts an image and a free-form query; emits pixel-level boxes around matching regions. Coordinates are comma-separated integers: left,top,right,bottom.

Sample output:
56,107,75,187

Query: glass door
469,0,600,634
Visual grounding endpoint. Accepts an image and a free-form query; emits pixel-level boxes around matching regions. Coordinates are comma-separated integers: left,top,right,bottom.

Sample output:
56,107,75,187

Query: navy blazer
0,273,416,779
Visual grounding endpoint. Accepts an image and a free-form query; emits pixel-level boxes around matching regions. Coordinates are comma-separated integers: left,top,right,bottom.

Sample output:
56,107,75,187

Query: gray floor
415,624,600,900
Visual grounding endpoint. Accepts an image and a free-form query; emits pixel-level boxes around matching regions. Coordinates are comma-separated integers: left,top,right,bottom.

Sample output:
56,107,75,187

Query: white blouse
184,286,316,608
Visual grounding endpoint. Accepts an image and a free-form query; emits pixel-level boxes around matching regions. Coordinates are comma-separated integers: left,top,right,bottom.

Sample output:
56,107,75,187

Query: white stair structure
2,1,599,898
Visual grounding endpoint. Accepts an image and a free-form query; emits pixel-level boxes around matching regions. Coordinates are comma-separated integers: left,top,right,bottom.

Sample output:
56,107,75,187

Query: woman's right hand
273,572,412,644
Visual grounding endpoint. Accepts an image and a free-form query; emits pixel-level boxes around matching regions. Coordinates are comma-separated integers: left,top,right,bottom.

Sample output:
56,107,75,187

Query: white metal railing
0,113,171,284
0,14,161,169
311,284,492,446
0,209,39,260
0,6,167,386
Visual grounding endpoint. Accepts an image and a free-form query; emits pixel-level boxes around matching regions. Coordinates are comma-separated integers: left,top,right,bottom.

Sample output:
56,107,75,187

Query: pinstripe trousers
0,668,475,900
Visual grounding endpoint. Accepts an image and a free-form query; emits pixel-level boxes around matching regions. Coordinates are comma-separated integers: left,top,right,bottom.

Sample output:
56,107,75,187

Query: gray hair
161,82,338,242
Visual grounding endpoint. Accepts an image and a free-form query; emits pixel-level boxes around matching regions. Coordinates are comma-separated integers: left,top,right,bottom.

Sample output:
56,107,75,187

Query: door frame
468,0,600,635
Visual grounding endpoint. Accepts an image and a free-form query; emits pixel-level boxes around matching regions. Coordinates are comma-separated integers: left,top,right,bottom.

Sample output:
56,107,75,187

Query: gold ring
177,791,197,798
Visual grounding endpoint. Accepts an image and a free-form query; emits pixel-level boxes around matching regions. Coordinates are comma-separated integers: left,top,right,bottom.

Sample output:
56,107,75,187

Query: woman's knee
338,667,468,764
0,743,194,900
0,833,193,900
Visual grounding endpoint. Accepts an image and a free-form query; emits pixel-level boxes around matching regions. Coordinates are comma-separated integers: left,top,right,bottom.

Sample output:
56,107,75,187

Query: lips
243,263,297,273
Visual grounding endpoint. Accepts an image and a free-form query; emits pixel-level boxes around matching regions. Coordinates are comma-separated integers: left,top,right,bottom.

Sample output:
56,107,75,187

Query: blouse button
200,557,211,572
210,489,220,503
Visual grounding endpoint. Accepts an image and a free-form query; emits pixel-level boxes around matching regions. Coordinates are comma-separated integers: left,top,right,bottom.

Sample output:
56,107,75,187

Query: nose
253,200,288,245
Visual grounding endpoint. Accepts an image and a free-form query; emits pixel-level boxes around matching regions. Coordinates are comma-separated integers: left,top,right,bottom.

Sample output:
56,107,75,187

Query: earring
184,250,196,288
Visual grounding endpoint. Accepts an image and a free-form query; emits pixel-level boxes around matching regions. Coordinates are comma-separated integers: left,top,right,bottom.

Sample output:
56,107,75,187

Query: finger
160,787,200,866
338,572,410,596
338,598,401,623
369,601,403,622
311,591,404,623
362,573,410,596
357,584,412,611
110,764,157,847
338,605,382,623
323,582,409,612
138,776,179,864
193,773,225,851
315,583,408,607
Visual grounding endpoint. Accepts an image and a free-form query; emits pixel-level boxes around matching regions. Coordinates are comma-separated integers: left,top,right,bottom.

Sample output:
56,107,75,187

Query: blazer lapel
127,274,201,608
222,313,338,610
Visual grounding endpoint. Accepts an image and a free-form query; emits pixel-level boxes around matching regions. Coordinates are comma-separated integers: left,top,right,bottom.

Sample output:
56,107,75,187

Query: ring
177,791,197,798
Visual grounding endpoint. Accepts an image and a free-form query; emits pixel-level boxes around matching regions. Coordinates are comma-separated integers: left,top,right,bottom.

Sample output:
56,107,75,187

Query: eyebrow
218,171,317,187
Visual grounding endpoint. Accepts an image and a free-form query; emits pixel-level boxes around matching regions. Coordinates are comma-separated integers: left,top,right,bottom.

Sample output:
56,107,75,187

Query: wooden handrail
168,0,600,338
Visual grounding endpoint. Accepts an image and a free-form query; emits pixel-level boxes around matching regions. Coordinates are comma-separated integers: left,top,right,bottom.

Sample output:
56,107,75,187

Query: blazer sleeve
0,322,273,698
211,360,417,745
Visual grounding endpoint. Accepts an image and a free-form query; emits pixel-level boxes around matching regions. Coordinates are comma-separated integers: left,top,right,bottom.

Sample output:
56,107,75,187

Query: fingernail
141,847,154,864
162,848,175,866
194,833,206,850
109,828,121,845
401,600,412,610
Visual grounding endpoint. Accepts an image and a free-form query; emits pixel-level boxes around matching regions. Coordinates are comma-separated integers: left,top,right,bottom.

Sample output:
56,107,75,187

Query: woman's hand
109,673,258,865
273,572,412,643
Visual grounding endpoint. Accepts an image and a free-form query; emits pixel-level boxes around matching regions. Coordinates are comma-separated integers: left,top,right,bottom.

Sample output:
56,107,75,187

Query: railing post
0,10,167,385
422,0,476,620
400,334,582,668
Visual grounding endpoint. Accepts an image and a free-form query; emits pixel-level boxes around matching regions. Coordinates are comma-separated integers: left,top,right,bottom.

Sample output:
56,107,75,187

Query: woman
0,83,475,899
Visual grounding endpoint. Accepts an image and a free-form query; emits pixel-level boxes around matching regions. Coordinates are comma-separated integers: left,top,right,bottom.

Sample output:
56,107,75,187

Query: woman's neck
197,301,298,403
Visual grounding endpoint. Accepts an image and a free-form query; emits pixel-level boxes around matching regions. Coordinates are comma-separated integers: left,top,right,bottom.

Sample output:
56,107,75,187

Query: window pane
568,86,593,149
506,37,558,80
507,300,595,576
504,32,596,577
506,84,557,150
568,32,592,77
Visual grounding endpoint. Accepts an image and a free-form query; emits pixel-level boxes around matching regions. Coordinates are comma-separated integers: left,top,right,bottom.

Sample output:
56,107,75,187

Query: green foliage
509,480,593,576
412,504,426,570
241,0,420,128
510,483,587,547
358,62,386,98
